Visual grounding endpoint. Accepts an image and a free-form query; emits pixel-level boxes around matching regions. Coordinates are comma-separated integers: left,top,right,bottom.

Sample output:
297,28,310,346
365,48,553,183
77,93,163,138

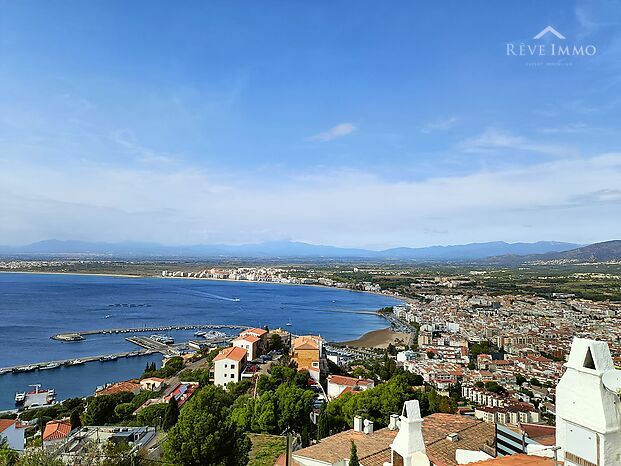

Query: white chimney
556,338,621,466
353,415,363,432
389,414,399,430
363,419,374,435
390,400,429,466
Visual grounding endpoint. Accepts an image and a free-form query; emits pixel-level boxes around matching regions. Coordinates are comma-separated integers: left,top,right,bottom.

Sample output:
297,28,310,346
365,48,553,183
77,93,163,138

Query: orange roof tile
468,454,553,466
0,419,16,434
96,380,141,396
213,346,247,362
328,375,373,387
234,335,260,344
43,419,72,441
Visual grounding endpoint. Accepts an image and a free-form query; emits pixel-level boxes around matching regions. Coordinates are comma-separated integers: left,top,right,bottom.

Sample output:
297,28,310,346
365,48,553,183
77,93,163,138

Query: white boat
194,331,206,337
40,362,61,370
15,392,26,403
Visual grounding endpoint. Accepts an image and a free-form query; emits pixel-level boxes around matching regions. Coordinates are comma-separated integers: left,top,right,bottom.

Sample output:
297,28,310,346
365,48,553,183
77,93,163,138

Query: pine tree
350,440,360,466
162,397,180,431
317,408,329,440
70,409,82,430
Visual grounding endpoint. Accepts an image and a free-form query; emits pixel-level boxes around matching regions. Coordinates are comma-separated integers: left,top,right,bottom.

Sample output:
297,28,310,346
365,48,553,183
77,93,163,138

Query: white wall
0,423,24,452
214,358,241,386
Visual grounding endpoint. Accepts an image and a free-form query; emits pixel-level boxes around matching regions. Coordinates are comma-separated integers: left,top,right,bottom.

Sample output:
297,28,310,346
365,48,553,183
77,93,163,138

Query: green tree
164,385,251,466
252,392,278,433
0,437,19,466
162,397,180,431
70,409,82,430
229,395,255,432
136,403,167,427
84,393,132,425
350,440,360,466
269,333,284,351
515,374,527,386
275,383,315,433
317,406,329,440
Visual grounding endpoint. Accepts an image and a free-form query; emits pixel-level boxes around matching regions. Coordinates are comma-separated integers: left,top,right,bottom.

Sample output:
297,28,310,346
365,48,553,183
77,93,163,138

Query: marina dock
52,323,250,341
0,349,156,375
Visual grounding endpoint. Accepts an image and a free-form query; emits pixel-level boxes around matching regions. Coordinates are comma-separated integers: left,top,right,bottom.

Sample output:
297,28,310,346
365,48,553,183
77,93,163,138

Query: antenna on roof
602,369,621,394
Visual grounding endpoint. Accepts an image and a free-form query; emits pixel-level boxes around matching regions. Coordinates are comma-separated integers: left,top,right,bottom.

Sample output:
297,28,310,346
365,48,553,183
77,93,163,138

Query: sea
0,272,401,410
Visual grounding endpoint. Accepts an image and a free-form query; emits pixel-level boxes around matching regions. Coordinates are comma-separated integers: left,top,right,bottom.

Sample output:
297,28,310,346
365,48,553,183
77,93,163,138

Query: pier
0,349,156,375
52,323,251,341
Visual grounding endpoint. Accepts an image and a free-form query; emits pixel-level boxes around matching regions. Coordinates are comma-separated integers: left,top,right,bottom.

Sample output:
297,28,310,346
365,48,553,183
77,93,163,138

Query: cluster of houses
284,337,621,466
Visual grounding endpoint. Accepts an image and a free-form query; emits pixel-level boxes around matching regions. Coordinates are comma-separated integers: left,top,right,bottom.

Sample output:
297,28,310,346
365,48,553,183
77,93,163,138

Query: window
231,373,235,378
231,364,235,369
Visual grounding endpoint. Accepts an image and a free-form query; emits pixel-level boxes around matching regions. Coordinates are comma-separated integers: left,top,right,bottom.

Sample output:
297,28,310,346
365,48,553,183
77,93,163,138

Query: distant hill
0,239,582,260
488,240,621,264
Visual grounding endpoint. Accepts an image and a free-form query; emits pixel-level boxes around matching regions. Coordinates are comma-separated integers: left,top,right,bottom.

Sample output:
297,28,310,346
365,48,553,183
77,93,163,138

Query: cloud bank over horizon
0,1,620,248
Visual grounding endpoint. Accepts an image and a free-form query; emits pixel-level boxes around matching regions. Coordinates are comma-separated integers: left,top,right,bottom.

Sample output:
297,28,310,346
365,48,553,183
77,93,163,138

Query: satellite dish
602,369,621,393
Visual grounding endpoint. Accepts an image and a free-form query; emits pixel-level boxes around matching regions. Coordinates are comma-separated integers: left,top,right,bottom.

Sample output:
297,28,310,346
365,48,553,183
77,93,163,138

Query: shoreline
337,327,410,349
0,270,406,342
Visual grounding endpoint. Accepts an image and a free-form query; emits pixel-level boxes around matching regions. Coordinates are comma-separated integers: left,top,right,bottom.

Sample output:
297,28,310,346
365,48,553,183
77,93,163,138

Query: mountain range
0,239,585,260
488,240,621,264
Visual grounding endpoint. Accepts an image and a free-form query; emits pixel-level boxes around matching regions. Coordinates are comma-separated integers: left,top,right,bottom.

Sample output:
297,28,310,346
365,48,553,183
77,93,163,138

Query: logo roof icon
533,26,566,40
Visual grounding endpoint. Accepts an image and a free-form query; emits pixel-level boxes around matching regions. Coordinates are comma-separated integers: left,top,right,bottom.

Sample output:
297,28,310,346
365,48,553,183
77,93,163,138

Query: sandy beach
339,327,410,349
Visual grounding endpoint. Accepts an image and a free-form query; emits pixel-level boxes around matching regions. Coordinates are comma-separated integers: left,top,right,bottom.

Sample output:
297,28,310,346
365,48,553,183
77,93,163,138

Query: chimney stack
389,414,399,430
353,415,363,432
363,419,374,435
390,400,429,465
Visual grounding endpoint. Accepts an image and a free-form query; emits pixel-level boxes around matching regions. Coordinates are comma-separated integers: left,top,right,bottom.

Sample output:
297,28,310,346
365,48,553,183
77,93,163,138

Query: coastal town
1,260,621,464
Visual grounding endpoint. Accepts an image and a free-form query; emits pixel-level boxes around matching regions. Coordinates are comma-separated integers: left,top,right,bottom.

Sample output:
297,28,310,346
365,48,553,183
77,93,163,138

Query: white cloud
458,128,576,157
1,153,620,248
307,123,357,142
537,123,591,135
421,116,459,134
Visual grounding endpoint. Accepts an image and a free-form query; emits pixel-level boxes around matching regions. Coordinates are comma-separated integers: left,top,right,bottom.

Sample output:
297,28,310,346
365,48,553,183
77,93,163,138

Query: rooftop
0,419,15,434
43,419,72,441
468,454,553,466
213,346,247,362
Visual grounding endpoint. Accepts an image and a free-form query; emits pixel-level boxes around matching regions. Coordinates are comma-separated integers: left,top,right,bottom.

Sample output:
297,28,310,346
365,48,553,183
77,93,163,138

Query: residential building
42,419,72,449
496,423,556,457
232,334,261,360
292,335,324,382
291,402,495,466
0,419,25,452
212,346,247,386
140,377,165,391
327,375,374,399
96,380,141,396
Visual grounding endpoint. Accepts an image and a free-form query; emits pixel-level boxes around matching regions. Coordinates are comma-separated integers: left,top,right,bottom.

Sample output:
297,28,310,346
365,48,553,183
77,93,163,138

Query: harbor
51,323,250,341
0,349,156,375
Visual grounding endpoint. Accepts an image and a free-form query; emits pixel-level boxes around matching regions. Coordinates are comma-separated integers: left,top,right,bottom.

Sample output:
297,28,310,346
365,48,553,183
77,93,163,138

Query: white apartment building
212,346,247,386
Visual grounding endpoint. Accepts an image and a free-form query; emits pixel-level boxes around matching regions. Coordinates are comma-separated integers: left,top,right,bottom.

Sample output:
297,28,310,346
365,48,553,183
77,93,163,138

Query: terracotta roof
292,335,322,350
0,419,15,433
141,377,165,383
328,375,373,387
423,414,496,466
293,428,397,464
468,454,553,466
293,414,494,466
213,346,247,362
243,327,268,336
520,423,556,446
234,335,260,344
43,419,71,441
96,380,141,396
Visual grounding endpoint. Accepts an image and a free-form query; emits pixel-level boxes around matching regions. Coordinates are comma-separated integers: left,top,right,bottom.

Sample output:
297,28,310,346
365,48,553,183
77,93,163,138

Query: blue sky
1,1,620,248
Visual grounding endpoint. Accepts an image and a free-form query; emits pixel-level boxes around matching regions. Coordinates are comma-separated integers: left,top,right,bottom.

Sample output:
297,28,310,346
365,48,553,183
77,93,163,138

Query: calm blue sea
0,272,400,409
